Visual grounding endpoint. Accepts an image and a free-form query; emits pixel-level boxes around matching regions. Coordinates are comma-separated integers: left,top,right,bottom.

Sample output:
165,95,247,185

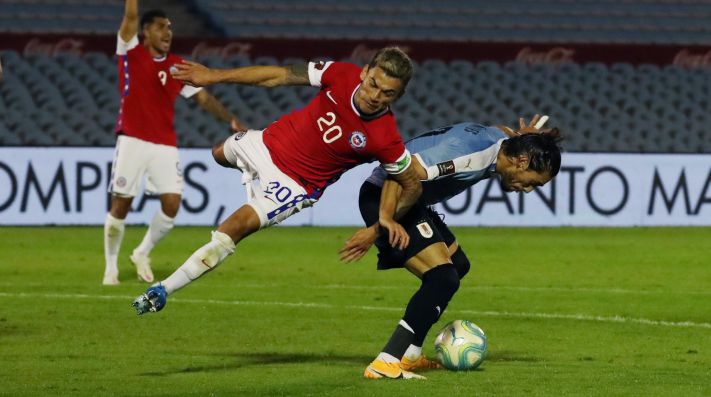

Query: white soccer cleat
102,272,120,285
130,250,154,283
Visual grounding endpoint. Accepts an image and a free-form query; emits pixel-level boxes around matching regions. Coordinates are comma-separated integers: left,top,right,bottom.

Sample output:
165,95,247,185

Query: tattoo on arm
284,63,310,85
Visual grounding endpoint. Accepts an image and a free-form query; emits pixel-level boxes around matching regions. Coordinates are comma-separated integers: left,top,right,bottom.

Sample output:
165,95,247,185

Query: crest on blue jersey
349,131,367,150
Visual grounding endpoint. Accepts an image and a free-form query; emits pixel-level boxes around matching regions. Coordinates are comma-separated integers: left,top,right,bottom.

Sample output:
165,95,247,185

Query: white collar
350,84,389,120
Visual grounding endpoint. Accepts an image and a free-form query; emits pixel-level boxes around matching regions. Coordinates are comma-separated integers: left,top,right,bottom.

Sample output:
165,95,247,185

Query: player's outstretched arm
193,90,247,132
119,0,138,42
172,61,311,88
339,225,378,263
377,179,410,250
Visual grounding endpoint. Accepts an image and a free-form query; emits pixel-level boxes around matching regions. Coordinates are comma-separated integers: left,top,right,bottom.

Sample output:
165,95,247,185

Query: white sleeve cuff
180,84,203,98
116,33,139,55
414,153,438,180
307,61,334,87
382,149,412,175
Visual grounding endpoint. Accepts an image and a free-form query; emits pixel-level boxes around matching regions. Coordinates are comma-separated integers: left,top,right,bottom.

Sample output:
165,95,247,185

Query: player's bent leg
212,141,234,168
132,230,235,315
103,195,133,285
367,244,454,374
132,205,261,315
215,204,262,242
398,244,458,371
132,194,180,283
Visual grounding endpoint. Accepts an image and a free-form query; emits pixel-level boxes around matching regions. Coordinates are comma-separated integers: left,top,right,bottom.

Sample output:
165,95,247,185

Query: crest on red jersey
314,61,327,70
349,131,367,150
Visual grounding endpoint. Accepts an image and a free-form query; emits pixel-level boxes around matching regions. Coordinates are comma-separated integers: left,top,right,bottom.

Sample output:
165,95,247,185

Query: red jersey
263,61,410,197
114,34,201,147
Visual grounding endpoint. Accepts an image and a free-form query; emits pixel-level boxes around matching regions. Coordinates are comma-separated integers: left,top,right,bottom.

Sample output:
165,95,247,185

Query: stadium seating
2,0,711,44
0,0,122,34
187,0,711,44
1,49,709,152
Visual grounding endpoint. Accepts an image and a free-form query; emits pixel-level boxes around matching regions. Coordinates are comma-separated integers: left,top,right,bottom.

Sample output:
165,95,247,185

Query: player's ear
516,155,530,170
360,65,370,81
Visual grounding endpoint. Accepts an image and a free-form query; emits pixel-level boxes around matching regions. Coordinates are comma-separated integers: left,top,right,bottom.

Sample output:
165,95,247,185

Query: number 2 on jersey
316,112,342,143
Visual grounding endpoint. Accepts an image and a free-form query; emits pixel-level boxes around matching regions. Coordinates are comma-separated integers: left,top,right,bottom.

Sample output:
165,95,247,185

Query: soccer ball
434,319,487,371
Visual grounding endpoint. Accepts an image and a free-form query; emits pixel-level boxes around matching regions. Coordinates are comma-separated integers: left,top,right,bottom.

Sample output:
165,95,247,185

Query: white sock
161,231,235,295
376,352,401,364
134,209,174,256
104,213,125,276
403,344,423,361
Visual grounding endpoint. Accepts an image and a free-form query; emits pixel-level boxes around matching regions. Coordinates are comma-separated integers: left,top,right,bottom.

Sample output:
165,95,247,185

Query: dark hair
368,47,414,87
140,9,168,29
501,129,563,177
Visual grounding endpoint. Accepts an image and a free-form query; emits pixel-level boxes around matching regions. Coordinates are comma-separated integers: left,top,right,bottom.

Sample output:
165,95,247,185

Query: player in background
131,48,423,314
103,0,244,285
340,115,562,379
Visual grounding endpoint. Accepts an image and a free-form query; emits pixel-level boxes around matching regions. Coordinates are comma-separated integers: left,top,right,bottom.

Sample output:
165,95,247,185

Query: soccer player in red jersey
103,0,244,285
132,49,423,318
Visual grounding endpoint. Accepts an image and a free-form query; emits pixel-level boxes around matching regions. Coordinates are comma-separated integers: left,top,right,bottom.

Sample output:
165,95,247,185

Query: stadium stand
187,0,711,44
3,0,711,44
0,0,214,37
1,49,710,152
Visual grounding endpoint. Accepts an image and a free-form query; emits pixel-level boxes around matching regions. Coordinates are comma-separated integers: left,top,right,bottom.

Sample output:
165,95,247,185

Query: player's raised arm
172,61,311,88
119,0,138,42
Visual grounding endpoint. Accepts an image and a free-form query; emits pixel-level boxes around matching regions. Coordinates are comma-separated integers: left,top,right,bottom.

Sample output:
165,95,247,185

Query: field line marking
0,291,709,330
1,282,707,296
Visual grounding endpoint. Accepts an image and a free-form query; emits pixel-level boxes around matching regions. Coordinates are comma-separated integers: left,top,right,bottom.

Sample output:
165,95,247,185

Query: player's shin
161,231,235,294
380,320,417,363
135,209,174,256
400,264,459,360
103,213,125,281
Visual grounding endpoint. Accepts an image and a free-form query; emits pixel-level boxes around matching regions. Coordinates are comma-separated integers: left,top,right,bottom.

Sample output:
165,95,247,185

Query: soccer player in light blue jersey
340,115,562,379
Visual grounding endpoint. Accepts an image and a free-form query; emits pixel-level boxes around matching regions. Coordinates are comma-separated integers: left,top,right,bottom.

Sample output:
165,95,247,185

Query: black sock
382,323,415,359
384,264,460,359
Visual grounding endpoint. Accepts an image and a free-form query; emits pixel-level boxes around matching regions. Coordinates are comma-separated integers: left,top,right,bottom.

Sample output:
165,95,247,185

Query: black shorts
359,182,455,270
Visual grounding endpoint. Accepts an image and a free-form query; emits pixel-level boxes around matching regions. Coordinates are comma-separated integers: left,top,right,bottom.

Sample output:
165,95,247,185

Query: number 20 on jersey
317,112,342,143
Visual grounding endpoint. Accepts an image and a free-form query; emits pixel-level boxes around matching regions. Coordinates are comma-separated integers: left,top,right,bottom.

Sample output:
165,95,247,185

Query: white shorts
223,130,316,228
108,135,183,197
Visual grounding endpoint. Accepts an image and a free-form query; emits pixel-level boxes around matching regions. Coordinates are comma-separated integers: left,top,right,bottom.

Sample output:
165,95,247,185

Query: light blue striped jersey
366,122,507,205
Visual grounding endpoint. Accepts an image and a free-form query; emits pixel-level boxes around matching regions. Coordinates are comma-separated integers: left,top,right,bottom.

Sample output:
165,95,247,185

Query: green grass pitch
0,226,709,396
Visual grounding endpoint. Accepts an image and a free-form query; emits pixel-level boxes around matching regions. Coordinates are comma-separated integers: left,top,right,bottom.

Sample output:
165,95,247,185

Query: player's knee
451,247,471,280
212,142,231,168
162,203,180,218
109,195,132,219
159,195,181,218
423,264,460,299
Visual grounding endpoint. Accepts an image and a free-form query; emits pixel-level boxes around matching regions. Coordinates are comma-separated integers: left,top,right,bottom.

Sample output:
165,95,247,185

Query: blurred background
1,0,710,227
1,0,710,152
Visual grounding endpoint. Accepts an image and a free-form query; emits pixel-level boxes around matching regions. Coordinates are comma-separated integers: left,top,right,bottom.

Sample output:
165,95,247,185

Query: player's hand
379,217,409,250
230,118,247,132
339,225,377,263
171,60,217,87
516,114,550,135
